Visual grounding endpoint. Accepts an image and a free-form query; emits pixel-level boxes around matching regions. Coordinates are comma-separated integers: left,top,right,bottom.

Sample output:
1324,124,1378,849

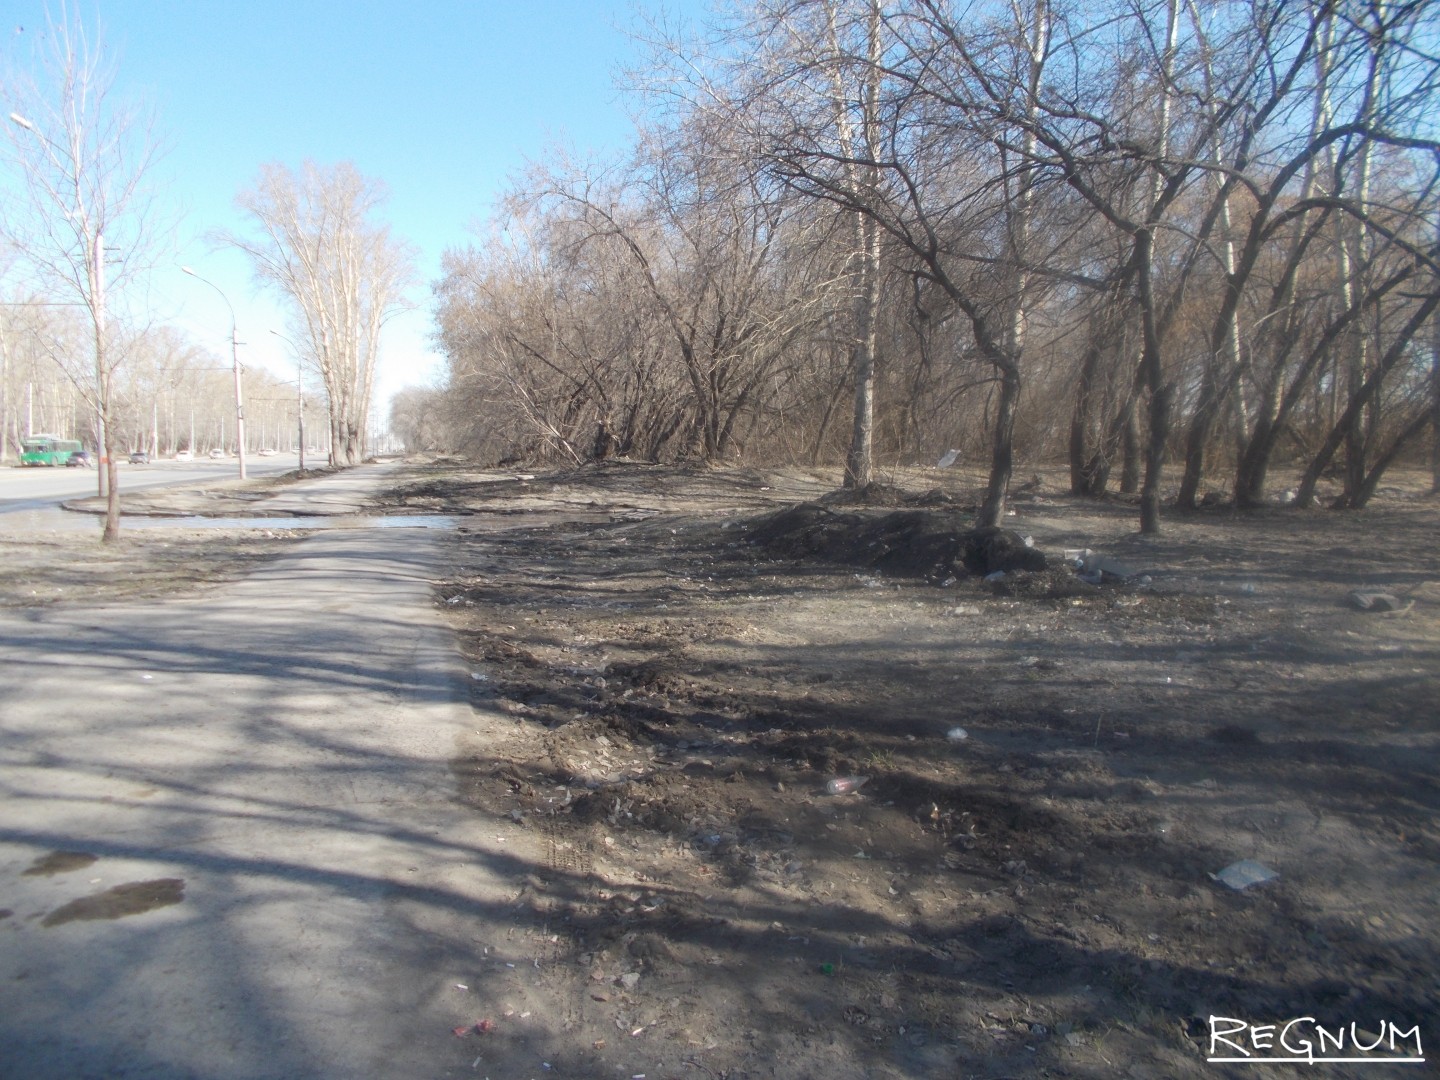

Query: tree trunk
101,391,120,542
978,367,1020,527
843,214,880,488
1344,408,1432,510
1177,373,1218,511
1140,384,1171,534
1234,407,1278,509
1068,340,1103,495
1136,232,1168,534
1119,397,1141,493
1296,293,1440,507
1431,268,1440,494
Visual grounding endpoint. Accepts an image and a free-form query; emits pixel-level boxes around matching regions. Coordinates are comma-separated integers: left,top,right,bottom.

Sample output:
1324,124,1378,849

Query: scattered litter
1348,590,1406,613
446,594,465,605
984,570,1006,582
937,449,961,468
1211,859,1278,891
140,674,153,681
455,983,469,990
1080,553,1138,582
946,726,969,742
618,971,641,990
1238,582,1258,596
470,672,489,681
452,1016,495,1038
826,776,870,795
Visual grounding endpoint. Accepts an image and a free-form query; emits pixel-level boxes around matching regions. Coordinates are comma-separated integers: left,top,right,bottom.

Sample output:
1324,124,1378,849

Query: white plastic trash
1211,859,1278,891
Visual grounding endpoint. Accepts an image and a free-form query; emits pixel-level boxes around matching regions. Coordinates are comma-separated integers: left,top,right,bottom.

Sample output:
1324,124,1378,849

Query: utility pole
182,267,246,479
93,232,107,500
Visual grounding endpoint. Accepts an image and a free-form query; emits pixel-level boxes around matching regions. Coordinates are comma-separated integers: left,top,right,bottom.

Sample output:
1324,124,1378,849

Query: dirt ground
402,460,1440,1079
6,460,1438,1078
0,469,337,609
0,529,307,608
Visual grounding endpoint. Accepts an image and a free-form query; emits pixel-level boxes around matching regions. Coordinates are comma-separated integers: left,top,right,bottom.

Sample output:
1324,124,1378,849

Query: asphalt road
0,465,529,1079
0,453,303,512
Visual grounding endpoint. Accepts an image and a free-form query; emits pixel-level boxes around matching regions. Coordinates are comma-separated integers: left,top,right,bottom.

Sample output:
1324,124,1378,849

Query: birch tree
226,161,415,465
2,7,164,539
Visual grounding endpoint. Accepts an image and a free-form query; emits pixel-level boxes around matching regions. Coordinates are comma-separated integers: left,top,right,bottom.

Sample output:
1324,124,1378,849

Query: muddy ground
6,460,1438,1078
404,460,1440,1080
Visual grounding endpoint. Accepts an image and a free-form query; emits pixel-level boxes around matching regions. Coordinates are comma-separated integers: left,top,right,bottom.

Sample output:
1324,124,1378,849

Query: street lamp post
269,329,305,472
181,267,246,480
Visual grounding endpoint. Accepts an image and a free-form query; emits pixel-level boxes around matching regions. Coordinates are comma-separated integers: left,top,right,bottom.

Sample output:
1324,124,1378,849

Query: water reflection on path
0,508,457,534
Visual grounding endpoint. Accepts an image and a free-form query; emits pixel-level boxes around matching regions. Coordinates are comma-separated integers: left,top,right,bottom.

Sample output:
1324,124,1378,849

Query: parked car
64,450,94,467
175,450,194,461
258,448,279,457
129,451,150,464
208,448,227,459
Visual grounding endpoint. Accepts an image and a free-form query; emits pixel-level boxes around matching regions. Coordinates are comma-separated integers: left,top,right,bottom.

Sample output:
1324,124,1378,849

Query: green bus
19,435,84,466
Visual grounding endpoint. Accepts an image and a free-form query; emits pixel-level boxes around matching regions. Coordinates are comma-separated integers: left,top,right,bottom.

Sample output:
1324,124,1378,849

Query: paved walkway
0,466,528,1079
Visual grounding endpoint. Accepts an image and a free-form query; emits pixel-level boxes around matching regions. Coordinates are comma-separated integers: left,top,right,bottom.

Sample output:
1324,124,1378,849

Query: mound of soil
745,503,1048,581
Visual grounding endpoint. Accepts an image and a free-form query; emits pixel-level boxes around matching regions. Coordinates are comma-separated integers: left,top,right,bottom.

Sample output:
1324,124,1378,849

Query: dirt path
409,461,1440,1079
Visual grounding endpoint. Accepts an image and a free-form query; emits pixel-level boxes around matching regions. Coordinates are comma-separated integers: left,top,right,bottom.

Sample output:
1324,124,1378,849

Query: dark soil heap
745,503,1048,582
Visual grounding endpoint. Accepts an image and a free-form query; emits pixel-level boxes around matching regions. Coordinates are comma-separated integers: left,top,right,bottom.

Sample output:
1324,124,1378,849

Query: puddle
118,514,459,531
22,850,98,877
0,509,457,534
41,878,186,927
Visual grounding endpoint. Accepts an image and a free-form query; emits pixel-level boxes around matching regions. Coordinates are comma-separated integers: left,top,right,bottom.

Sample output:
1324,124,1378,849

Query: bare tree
225,161,415,466
2,6,164,539
728,0,1070,526
423,0,1438,522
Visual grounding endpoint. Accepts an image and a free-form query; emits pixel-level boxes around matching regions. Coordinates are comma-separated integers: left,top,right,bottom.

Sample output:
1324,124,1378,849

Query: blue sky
5,0,706,415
